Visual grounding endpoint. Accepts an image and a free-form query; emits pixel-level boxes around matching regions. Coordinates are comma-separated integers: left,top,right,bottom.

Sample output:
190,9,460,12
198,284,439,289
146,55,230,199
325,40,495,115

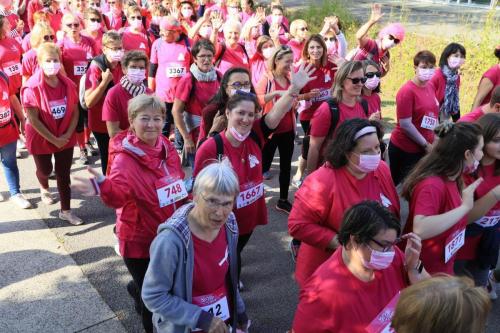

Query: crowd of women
1,0,499,332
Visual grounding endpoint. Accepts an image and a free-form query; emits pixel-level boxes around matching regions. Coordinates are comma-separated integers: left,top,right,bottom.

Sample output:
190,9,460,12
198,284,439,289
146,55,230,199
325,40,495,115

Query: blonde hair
289,19,307,38
331,60,363,102
128,94,166,121
62,12,79,25
126,5,142,17
392,274,491,333
30,23,55,49
36,43,62,63
102,30,123,47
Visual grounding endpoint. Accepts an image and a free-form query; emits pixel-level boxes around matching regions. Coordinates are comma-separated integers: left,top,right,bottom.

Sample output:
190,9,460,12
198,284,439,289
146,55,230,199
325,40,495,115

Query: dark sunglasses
388,35,400,44
298,27,308,31
66,23,80,28
89,18,101,23
129,16,142,20
324,37,335,42
346,76,367,84
43,34,55,41
365,71,381,79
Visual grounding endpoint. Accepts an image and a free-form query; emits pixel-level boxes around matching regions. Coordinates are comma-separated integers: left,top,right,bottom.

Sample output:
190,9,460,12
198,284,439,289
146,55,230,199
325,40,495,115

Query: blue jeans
0,140,20,196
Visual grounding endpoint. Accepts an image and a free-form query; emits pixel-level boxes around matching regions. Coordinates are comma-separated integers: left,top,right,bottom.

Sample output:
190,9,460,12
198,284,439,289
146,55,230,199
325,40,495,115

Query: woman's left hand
402,233,422,271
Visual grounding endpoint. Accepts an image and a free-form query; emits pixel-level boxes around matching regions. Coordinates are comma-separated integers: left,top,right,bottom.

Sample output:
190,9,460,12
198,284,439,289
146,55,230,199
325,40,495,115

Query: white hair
223,19,242,35
193,158,239,198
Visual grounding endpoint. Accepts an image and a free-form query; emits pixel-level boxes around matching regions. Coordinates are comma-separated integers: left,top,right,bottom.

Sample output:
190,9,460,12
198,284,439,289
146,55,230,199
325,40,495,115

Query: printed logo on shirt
2,91,8,100
139,43,146,49
218,247,228,266
380,193,392,208
324,74,331,83
248,154,259,168
178,53,185,61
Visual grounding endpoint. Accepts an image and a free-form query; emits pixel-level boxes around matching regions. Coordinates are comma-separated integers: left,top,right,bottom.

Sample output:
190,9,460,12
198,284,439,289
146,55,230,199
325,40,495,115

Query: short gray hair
193,158,239,198
128,94,166,120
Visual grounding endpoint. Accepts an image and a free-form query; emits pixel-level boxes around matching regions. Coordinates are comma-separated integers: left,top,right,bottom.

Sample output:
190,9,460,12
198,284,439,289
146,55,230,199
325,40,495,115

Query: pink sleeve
174,74,193,103
482,66,499,82
21,87,39,109
288,170,336,250
85,64,101,90
193,138,217,178
396,83,414,119
150,40,158,65
310,103,331,137
413,179,445,217
102,90,119,121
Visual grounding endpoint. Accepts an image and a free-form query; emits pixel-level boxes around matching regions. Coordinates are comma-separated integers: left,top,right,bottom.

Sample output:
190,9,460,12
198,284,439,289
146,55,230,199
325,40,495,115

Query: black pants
262,131,295,200
93,131,110,174
237,232,253,279
123,257,153,333
300,120,310,160
76,104,88,133
162,102,174,137
388,142,425,186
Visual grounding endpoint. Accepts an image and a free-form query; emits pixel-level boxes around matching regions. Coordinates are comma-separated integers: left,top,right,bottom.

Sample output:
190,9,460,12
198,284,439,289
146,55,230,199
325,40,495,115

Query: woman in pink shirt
471,45,500,111
249,35,275,87
121,5,150,55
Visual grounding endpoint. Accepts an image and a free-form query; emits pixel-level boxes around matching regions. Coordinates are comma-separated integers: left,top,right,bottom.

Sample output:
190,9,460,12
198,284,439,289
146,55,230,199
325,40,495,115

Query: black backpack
213,131,261,160
79,55,114,110
326,98,369,139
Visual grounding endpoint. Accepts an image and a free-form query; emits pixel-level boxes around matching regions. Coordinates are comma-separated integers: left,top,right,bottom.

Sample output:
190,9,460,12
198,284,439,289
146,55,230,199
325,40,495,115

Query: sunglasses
365,71,381,78
43,34,55,41
89,18,101,23
388,35,400,44
298,27,308,31
346,77,367,84
129,16,142,20
324,37,335,42
66,23,80,28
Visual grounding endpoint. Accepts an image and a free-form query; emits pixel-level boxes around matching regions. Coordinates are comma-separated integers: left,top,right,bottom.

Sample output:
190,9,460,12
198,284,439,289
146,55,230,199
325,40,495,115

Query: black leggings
162,102,174,137
262,131,295,200
76,104,88,133
237,232,253,279
388,142,425,186
300,120,310,160
93,131,110,174
123,257,153,333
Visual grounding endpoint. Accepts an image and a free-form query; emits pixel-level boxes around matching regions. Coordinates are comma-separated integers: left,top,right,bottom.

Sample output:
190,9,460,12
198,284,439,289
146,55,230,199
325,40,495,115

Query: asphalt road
7,131,500,333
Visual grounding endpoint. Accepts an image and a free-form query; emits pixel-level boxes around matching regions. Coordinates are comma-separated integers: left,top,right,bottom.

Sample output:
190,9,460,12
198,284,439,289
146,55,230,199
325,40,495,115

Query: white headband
354,126,377,141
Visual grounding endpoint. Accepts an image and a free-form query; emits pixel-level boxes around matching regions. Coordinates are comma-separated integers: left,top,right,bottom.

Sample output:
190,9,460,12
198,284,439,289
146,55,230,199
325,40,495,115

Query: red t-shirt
215,42,250,75
310,101,367,164
457,163,500,260
81,30,104,55
298,62,337,121
363,93,382,117
289,162,400,288
293,247,408,333
353,38,387,66
458,106,485,123
21,32,31,53
150,39,191,103
0,74,18,147
175,73,220,142
103,11,126,31
85,62,123,133
59,36,97,85
0,37,22,94
390,80,439,153
21,49,39,77
480,64,500,105
404,176,466,274
194,119,270,235
430,67,461,106
102,84,153,131
121,28,150,56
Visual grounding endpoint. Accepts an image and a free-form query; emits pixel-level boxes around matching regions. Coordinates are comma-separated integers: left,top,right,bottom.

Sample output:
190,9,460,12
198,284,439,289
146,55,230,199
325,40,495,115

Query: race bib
3,61,21,77
166,65,186,78
445,228,465,263
49,99,67,120
156,177,188,207
474,215,500,228
310,89,331,103
365,292,400,333
236,183,264,209
74,61,87,76
0,107,12,126
421,115,438,130
192,286,230,331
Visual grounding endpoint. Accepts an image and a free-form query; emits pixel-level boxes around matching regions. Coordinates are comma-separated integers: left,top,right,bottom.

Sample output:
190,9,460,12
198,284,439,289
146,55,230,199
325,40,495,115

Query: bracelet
415,260,424,274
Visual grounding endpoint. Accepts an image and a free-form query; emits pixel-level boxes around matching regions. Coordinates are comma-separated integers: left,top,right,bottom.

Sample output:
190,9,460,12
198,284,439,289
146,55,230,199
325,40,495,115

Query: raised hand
170,6,180,20
402,233,422,271
370,3,384,23
211,11,223,31
290,63,317,93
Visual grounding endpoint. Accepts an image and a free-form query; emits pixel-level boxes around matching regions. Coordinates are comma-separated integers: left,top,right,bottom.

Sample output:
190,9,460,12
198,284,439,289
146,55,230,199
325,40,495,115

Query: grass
287,0,500,127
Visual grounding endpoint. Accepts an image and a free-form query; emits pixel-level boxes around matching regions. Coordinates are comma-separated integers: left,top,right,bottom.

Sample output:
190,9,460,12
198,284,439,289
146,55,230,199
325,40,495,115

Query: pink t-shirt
390,80,439,153
0,37,22,93
457,106,485,123
58,36,97,85
21,49,39,77
103,11,126,31
121,27,150,56
150,39,191,102
21,32,32,53
287,39,304,64
215,42,249,75
480,64,500,105
363,93,382,117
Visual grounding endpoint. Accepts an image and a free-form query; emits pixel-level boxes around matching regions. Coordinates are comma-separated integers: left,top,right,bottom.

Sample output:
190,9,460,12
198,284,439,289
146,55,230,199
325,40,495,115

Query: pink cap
378,22,405,42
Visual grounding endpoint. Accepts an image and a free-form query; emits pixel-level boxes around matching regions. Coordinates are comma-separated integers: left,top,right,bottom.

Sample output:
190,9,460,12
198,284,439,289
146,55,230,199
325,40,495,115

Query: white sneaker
0,192,4,201
11,193,32,209
487,271,498,300
17,139,26,149
40,190,55,205
15,150,21,158
59,210,84,225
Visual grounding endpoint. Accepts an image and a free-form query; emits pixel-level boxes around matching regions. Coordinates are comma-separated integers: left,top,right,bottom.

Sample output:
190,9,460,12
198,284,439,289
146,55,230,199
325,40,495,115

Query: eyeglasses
200,193,234,210
108,1,116,4
229,81,251,89
66,23,80,28
388,35,400,44
298,27,308,31
197,54,213,60
365,71,381,79
346,76,367,84
129,16,142,20
324,37,335,42
370,237,401,253
43,34,55,41
89,18,101,23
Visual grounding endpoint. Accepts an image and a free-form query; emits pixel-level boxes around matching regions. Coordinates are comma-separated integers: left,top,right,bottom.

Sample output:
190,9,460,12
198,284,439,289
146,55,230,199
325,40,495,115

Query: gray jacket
142,203,248,333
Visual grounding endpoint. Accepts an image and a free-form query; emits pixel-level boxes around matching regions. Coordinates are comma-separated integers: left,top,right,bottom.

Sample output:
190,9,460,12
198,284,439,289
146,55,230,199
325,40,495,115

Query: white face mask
151,16,161,25
199,26,212,39
381,38,395,50
464,157,480,174
42,62,61,76
130,18,142,29
271,15,282,25
417,67,435,82
181,8,193,18
262,47,274,59
448,56,465,69
109,49,124,62
325,40,335,51
127,68,146,84
87,21,101,32
229,126,250,142
227,7,239,15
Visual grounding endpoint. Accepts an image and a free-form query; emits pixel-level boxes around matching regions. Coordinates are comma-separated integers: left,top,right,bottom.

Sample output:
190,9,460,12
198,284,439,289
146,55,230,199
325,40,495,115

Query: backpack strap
0,71,9,85
327,98,340,139
121,14,127,28
214,42,227,67
214,133,224,160
360,98,369,117
249,130,261,148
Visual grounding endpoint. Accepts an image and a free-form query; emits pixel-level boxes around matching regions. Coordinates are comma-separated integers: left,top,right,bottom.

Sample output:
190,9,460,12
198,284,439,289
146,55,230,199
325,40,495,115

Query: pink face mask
364,77,380,90
417,68,435,82
362,248,395,270
351,153,381,173
448,56,465,69
130,19,143,29
229,127,250,142
42,62,61,76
